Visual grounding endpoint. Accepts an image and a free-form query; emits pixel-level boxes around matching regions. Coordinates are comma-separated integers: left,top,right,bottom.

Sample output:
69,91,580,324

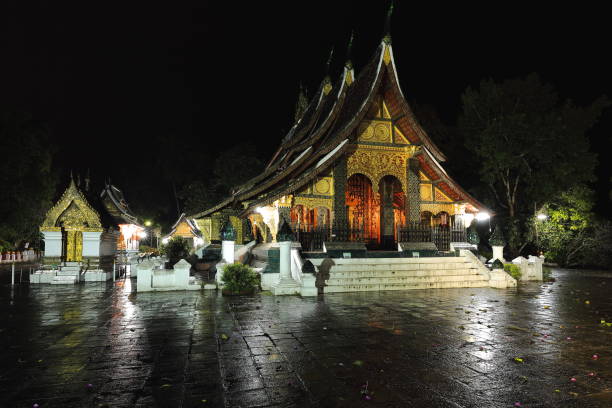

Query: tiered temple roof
192,34,488,219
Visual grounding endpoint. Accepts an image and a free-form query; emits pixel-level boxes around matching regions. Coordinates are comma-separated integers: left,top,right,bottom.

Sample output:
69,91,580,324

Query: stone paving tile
1,269,612,407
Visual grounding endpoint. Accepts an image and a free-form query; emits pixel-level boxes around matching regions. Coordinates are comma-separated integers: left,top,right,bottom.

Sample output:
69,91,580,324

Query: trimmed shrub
221,263,259,293
504,263,522,280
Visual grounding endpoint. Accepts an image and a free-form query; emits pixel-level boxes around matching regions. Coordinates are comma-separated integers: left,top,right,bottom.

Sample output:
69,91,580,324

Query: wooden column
332,156,348,238
406,158,421,222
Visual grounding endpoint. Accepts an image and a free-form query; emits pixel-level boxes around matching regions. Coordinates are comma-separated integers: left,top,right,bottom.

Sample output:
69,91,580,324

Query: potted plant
221,263,260,296
160,236,191,268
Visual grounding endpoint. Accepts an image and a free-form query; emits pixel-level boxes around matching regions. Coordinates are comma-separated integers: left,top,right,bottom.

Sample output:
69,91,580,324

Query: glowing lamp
537,214,548,220
475,212,490,221
162,237,169,244
138,231,147,238
144,220,152,227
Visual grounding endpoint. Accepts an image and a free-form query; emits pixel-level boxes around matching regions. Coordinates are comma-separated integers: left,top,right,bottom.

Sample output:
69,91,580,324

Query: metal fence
292,224,331,252
292,221,467,252
397,221,467,252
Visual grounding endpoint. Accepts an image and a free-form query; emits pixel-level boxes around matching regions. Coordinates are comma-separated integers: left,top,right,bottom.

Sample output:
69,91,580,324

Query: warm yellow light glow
462,213,475,227
475,212,490,221
144,220,152,227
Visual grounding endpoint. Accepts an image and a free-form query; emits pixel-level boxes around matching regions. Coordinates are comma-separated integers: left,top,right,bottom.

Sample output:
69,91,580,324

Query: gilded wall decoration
347,146,409,193
420,184,433,201
293,196,333,211
313,177,333,195
229,216,243,244
434,187,453,202
195,218,212,243
393,126,410,144
41,180,102,231
357,120,392,143
420,203,456,216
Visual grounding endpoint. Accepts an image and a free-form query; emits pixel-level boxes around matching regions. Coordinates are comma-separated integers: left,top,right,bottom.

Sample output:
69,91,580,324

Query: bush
221,263,259,293
504,263,522,280
160,236,190,261
139,245,160,256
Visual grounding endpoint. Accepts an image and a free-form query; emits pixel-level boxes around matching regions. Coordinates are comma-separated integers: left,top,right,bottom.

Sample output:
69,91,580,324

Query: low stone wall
137,259,199,292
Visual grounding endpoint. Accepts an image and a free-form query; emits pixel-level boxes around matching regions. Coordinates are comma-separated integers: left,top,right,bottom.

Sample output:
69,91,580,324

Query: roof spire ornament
294,83,309,123
344,31,355,86
322,46,335,95
383,0,394,43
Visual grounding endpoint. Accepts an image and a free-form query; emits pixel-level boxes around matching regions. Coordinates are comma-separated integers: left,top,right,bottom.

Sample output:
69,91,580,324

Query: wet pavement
1,269,611,408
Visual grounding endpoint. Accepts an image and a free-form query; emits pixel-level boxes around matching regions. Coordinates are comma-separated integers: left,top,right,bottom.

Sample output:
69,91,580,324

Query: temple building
191,32,490,252
100,183,145,254
162,213,204,248
33,178,144,284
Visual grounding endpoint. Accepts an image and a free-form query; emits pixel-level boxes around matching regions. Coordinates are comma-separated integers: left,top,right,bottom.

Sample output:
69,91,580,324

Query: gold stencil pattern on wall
434,187,453,202
347,147,407,192
421,203,455,215
314,177,333,195
394,126,410,144
358,120,392,143
420,184,433,201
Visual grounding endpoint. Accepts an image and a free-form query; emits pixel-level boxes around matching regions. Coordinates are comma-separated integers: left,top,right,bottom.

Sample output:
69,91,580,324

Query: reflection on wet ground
0,269,611,407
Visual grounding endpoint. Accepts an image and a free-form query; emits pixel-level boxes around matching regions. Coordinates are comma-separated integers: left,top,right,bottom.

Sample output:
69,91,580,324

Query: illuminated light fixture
475,212,490,221
537,214,548,220
162,237,169,244
462,213,475,228
144,220,152,227
138,231,147,238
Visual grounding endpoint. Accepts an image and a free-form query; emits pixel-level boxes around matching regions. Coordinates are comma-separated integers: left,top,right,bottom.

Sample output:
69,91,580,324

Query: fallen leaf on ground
514,357,524,363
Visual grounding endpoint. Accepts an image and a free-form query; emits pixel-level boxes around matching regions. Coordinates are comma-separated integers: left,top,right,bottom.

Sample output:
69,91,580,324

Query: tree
0,112,57,249
538,185,612,268
213,143,263,194
180,142,263,215
459,73,608,255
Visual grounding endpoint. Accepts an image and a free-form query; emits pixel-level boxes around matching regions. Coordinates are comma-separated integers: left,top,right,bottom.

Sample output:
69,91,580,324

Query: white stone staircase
312,256,490,293
50,263,80,285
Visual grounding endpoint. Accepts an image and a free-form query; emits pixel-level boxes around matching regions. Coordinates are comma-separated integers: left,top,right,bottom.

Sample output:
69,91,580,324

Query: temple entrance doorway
379,175,405,249
62,229,83,262
346,174,380,246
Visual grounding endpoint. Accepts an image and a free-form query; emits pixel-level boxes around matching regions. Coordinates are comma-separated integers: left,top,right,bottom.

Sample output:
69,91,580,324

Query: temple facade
191,35,489,252
162,213,204,248
34,179,144,284
100,183,145,254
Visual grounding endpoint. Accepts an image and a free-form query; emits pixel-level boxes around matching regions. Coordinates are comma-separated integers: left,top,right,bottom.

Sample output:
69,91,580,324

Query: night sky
2,1,611,222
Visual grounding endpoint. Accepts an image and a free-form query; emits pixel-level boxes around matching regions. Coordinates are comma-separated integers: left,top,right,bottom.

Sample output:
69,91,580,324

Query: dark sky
2,1,611,220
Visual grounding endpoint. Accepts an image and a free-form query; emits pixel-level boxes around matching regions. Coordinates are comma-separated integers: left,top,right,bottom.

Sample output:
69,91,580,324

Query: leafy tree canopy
0,112,57,249
538,185,612,268
459,73,608,254
180,142,263,215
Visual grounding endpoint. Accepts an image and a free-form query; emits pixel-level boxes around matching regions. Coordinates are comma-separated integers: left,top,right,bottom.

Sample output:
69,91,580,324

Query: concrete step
51,275,78,284
312,256,466,266
327,268,481,278
326,274,488,286
327,262,473,272
325,280,489,293
251,260,267,269
57,270,79,276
